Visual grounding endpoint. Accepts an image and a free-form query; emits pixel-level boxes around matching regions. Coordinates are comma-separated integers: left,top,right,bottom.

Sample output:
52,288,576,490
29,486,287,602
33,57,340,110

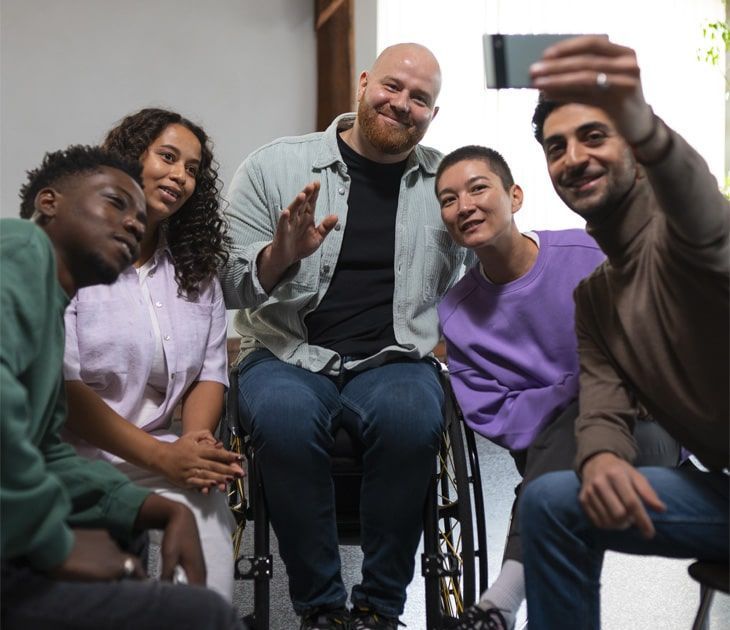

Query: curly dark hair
435,144,515,193
532,92,564,145
19,145,142,219
103,108,229,298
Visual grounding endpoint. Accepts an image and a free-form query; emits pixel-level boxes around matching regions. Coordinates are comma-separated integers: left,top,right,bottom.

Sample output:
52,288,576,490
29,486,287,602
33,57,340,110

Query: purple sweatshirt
438,230,604,451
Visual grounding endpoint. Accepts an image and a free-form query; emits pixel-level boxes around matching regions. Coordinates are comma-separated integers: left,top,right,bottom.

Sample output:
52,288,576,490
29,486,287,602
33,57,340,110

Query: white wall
354,0,378,85
0,0,317,218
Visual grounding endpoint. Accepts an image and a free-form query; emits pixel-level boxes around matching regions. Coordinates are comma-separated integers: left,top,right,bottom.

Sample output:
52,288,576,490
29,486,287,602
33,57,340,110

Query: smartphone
483,34,580,89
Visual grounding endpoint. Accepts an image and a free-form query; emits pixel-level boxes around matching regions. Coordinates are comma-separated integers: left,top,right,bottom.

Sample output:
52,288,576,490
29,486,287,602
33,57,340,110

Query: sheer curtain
377,0,726,230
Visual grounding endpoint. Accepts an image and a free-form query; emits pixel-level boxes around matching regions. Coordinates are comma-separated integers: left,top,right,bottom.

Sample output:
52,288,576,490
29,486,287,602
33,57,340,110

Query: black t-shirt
305,134,407,357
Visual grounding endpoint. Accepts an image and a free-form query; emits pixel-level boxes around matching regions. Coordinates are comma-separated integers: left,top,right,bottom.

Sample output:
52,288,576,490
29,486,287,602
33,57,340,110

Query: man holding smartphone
519,36,728,629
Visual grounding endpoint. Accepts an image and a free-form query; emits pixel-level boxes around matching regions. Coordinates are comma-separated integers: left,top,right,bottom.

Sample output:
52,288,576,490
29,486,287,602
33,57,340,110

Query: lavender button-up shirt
63,246,228,464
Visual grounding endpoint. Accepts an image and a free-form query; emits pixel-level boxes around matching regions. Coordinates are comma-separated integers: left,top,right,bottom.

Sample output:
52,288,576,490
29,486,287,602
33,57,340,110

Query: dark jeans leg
504,404,682,564
341,359,444,618
1,563,244,630
520,467,729,630
237,350,346,615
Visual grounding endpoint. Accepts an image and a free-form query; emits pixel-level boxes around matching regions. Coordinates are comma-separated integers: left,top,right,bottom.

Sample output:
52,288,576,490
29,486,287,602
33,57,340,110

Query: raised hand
49,529,146,581
258,181,339,293
579,451,667,538
530,35,655,144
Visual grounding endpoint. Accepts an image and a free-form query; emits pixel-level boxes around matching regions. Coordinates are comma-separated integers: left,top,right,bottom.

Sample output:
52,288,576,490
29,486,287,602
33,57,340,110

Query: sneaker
349,606,404,630
451,604,511,630
299,607,350,630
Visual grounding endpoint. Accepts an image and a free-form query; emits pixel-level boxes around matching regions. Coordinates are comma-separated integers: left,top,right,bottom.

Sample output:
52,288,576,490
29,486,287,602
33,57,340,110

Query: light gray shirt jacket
219,113,467,375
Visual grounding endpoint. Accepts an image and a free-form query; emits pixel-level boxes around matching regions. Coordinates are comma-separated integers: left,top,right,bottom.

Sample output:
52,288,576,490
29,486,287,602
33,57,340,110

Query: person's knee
369,394,442,456
366,370,443,442
240,378,338,454
520,474,552,527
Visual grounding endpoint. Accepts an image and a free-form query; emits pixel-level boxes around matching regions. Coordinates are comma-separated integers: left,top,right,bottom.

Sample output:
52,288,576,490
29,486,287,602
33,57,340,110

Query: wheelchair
222,360,488,630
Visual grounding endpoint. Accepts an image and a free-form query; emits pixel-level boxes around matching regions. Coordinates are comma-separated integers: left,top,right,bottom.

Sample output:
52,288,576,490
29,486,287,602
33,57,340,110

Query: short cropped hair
19,145,142,218
531,92,564,145
435,145,515,193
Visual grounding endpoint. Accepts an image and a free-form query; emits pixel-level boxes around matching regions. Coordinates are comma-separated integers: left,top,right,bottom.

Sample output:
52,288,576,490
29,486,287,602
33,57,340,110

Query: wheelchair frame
223,363,488,630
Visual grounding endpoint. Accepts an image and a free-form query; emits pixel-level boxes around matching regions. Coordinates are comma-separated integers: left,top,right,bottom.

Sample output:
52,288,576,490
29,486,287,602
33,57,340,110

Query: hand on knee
579,452,667,538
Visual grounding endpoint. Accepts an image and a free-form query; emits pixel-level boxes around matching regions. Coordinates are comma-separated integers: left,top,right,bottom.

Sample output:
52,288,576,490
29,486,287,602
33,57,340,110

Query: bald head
371,43,442,102
342,42,442,163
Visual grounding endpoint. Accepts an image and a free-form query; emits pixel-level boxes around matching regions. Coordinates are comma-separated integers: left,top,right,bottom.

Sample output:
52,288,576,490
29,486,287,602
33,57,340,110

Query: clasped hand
156,429,244,493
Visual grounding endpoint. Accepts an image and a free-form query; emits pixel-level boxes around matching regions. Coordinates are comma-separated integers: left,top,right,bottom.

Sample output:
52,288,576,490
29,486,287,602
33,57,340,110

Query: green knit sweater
0,219,150,570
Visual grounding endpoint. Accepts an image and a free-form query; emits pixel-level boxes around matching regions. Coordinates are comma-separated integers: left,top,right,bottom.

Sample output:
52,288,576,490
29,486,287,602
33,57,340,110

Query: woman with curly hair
61,108,242,600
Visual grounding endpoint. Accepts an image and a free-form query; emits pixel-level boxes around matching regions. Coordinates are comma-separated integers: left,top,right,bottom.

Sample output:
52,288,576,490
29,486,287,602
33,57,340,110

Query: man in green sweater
1,145,244,629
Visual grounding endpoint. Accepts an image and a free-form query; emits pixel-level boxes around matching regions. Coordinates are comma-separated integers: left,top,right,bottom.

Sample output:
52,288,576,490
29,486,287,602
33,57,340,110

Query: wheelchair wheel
222,368,272,630
423,376,488,629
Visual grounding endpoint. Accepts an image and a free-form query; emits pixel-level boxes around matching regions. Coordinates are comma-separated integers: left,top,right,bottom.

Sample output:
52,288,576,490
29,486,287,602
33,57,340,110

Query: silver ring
596,72,609,90
122,556,135,578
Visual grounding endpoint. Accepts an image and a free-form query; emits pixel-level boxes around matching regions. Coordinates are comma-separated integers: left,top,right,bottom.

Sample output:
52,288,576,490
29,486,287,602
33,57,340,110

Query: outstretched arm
531,35,730,246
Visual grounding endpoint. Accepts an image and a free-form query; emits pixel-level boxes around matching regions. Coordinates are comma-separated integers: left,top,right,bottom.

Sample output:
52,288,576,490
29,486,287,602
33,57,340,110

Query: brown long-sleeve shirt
574,119,729,472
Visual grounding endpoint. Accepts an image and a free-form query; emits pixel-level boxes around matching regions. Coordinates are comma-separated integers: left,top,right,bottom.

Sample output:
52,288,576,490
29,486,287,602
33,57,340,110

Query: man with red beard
221,43,465,630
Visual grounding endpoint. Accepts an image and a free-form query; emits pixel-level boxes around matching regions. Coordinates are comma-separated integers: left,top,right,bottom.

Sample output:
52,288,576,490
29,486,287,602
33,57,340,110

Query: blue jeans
237,350,444,617
520,466,729,630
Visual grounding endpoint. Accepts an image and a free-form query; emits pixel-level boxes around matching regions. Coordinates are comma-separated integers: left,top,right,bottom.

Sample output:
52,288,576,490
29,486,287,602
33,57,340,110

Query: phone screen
483,34,580,89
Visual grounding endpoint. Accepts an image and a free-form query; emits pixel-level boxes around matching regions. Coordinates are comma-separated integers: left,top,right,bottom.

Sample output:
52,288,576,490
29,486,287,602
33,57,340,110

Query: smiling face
352,44,441,161
139,123,201,226
542,104,638,219
437,158,522,251
38,166,147,291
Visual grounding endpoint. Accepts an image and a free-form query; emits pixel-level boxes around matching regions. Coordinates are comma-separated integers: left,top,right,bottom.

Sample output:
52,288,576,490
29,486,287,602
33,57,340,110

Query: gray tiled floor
232,438,729,629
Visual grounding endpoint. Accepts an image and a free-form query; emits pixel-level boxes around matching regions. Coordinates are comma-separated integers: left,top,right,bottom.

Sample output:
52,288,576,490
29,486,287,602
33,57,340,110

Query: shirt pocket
174,302,215,378
422,226,463,302
75,299,148,386
269,255,321,306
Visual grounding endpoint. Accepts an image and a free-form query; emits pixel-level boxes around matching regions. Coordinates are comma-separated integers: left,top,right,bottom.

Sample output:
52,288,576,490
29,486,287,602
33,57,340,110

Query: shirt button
334,224,342,231
164,335,171,341
155,301,163,308
149,272,154,278
296,360,303,367
170,374,175,379
322,264,330,273
338,187,345,195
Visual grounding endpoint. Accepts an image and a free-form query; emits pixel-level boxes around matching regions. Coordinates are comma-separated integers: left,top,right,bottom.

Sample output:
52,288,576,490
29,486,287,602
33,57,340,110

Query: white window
377,0,726,230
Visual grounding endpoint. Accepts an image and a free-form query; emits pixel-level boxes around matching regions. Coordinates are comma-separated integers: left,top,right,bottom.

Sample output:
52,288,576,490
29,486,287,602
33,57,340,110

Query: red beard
357,100,425,155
